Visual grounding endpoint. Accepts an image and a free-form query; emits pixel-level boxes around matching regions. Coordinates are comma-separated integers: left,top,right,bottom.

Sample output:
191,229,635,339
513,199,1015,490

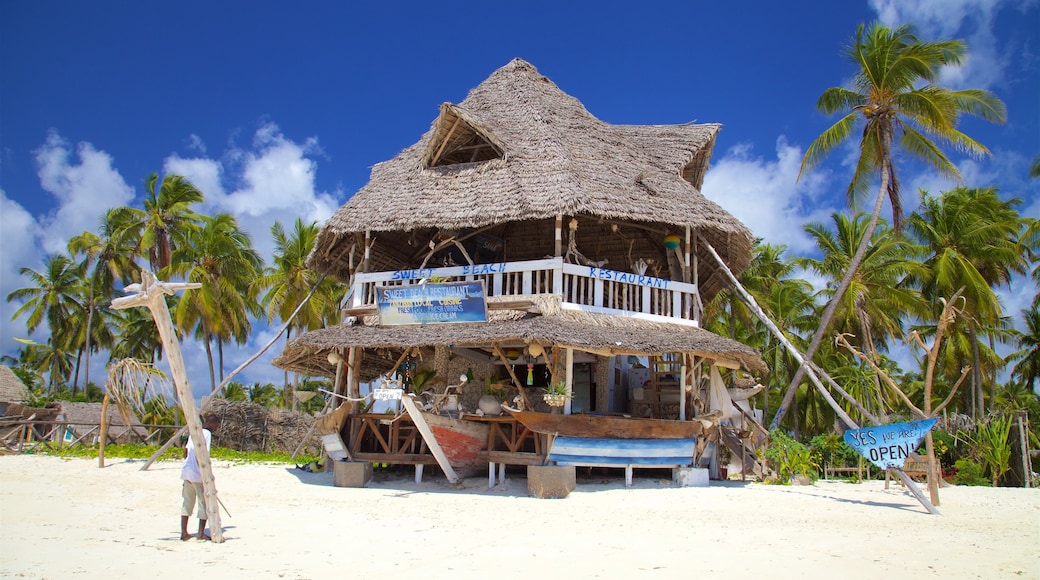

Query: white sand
1,455,1037,579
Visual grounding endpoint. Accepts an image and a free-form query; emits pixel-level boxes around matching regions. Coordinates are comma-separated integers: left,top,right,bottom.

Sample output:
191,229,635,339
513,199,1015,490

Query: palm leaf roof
308,58,752,297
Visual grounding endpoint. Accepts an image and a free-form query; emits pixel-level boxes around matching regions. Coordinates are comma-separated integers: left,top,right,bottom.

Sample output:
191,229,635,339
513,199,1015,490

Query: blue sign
843,418,938,470
376,281,487,326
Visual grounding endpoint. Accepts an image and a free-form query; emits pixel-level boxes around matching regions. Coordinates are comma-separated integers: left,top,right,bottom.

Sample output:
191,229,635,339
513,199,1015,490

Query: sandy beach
0,455,1036,579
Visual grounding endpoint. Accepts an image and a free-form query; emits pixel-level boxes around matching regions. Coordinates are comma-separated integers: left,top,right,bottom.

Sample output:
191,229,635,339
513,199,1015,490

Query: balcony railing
348,257,701,326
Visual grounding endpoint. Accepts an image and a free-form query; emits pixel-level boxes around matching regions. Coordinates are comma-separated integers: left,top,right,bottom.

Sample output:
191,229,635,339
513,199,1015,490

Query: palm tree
774,21,1007,429
6,255,87,391
757,275,819,431
221,381,249,402
110,307,165,363
908,186,1030,416
7,254,84,336
166,213,263,390
67,208,140,389
1009,306,1040,393
255,218,343,395
112,173,204,272
799,213,927,360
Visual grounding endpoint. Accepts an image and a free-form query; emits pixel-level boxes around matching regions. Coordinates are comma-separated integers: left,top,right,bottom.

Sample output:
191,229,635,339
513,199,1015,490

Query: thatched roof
55,401,145,428
308,58,753,299
0,365,28,404
273,296,766,380
51,401,148,442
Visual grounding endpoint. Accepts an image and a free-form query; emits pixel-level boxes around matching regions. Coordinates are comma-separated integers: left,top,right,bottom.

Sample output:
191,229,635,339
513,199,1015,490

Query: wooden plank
401,395,461,483
321,433,348,462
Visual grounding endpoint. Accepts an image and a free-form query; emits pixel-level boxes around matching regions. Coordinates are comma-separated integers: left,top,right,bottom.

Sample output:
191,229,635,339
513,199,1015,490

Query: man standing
180,414,220,541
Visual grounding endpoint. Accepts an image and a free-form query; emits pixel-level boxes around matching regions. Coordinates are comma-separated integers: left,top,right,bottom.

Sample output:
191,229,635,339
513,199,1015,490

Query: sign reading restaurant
376,281,488,326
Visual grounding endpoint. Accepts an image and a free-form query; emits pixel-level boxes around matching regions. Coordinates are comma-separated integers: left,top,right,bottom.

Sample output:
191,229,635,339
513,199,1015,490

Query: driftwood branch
834,333,925,419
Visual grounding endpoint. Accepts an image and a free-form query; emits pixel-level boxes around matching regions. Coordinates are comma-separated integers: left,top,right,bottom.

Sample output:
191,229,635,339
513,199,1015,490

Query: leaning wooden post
111,271,224,543
697,235,857,428
698,236,944,514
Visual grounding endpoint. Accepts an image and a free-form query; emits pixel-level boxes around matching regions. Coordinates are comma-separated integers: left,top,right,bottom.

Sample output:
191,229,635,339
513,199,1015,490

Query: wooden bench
885,457,942,488
547,436,697,487
823,458,870,480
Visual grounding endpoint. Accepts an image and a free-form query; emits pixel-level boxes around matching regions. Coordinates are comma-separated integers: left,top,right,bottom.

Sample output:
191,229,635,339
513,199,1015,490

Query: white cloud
173,123,341,262
186,134,207,154
163,155,225,202
33,131,135,254
0,191,45,351
868,0,1014,90
703,137,839,256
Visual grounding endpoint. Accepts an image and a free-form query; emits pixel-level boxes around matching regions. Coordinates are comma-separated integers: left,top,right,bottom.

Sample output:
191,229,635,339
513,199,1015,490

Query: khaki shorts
181,481,207,518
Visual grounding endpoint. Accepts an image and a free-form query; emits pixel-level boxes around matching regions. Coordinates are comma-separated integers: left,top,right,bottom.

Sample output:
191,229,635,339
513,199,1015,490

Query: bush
950,458,989,486
763,430,819,484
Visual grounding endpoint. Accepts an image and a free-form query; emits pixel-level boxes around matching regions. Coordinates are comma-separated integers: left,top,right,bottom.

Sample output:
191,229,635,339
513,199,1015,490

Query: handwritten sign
372,388,404,401
843,418,938,470
376,281,487,325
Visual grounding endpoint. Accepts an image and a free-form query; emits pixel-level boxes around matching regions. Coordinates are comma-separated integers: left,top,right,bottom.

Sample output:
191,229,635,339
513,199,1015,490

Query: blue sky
1,1,1038,400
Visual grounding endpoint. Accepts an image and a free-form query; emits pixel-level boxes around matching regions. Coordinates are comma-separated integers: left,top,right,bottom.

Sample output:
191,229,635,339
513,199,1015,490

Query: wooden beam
429,116,462,167
492,342,534,410
400,395,460,484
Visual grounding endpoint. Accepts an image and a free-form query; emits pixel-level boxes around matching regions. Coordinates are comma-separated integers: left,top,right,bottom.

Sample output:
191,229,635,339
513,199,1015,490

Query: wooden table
348,414,438,483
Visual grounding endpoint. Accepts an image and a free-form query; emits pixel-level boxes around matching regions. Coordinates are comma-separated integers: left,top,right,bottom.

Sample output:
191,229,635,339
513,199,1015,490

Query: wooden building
273,59,768,481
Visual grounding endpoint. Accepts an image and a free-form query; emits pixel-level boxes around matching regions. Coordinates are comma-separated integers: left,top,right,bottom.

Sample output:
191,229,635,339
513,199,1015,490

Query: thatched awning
273,297,766,381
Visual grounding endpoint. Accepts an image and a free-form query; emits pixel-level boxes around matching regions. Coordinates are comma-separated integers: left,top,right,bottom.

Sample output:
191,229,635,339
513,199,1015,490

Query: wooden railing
349,257,701,326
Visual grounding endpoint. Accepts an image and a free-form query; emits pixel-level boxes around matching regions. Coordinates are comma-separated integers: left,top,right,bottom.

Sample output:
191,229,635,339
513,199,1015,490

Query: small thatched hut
52,401,148,444
0,365,29,413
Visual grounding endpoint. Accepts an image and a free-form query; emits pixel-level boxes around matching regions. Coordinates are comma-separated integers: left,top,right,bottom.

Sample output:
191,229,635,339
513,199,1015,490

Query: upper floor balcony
344,257,702,327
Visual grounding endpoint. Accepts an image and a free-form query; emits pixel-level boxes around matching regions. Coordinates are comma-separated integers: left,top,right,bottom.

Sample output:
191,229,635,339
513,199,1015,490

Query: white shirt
180,428,212,483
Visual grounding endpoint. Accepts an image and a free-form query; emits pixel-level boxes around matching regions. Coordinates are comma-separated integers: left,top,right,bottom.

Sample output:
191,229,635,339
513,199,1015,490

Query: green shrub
763,430,819,484
960,415,1014,486
950,458,989,486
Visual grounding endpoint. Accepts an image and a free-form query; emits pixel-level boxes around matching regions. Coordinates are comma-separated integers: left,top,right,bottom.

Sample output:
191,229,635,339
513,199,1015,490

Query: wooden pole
98,392,110,468
697,235,857,428
111,271,224,542
698,237,944,514
564,348,574,415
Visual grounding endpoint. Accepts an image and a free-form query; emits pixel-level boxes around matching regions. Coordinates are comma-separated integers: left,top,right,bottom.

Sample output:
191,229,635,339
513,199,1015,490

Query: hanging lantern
528,342,544,359
664,233,681,250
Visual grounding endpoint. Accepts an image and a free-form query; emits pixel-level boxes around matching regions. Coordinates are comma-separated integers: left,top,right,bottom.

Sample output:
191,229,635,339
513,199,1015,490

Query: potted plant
543,382,570,408
478,379,508,415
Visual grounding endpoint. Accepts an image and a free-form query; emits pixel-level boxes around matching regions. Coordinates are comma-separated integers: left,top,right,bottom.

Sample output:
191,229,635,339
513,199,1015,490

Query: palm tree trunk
83,275,97,390
771,144,891,430
72,347,83,396
204,333,216,392
970,326,982,418
218,341,225,383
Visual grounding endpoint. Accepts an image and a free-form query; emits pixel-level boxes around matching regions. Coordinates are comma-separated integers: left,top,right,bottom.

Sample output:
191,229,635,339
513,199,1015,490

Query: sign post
843,419,941,515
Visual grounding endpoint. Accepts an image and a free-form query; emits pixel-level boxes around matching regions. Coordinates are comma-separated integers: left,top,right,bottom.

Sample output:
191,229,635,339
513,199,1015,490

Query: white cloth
180,428,212,483
708,367,737,425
